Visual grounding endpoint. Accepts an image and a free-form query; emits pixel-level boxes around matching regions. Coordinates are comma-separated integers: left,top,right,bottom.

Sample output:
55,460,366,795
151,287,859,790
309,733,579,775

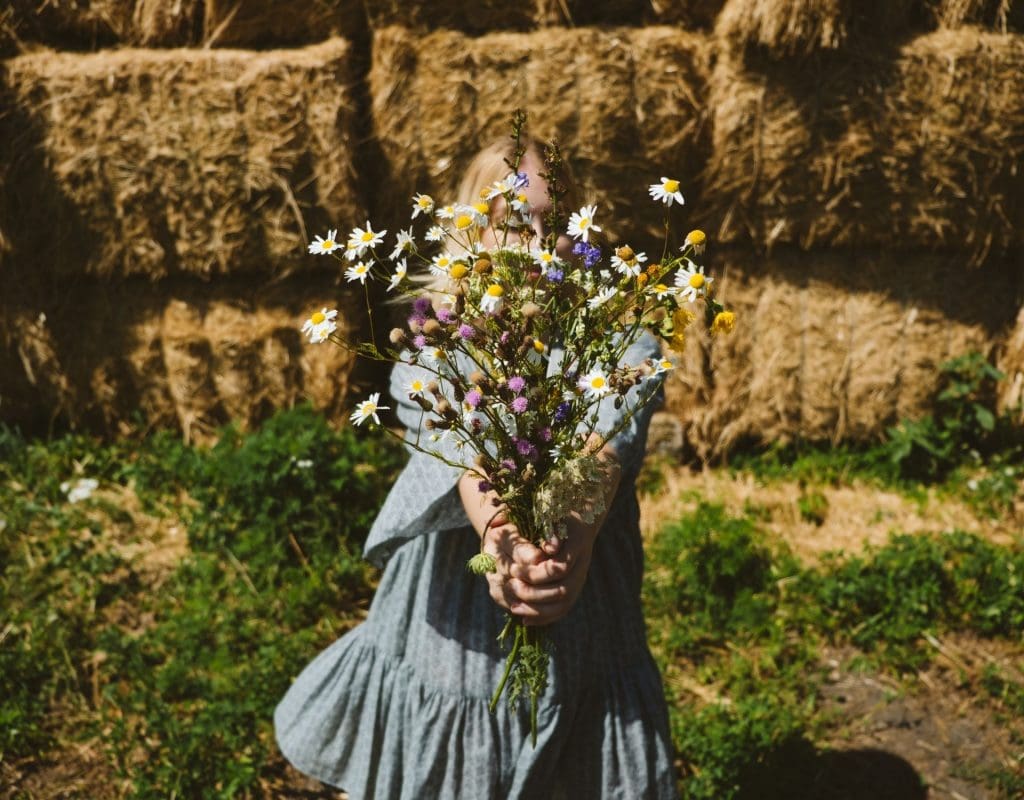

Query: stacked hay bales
369,25,711,250
0,39,365,438
0,0,1021,452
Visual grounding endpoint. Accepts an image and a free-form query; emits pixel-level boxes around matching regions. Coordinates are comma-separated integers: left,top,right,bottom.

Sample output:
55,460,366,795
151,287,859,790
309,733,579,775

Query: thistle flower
507,376,526,394
458,323,476,340
465,389,482,408
511,396,529,414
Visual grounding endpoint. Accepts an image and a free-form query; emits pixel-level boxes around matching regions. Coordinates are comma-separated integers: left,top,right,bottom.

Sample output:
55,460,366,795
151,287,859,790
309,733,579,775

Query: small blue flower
514,172,529,190
546,268,564,283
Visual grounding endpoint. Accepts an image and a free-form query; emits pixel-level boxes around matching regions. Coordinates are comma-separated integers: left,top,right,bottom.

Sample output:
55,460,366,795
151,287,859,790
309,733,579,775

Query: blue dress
274,335,678,799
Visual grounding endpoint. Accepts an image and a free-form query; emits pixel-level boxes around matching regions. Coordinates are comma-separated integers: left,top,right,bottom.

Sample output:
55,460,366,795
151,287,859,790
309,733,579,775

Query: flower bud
413,395,434,412
616,245,634,261
435,399,451,416
469,370,487,385
466,553,497,575
422,319,441,337
389,327,407,345
521,302,541,318
426,380,440,397
473,258,492,274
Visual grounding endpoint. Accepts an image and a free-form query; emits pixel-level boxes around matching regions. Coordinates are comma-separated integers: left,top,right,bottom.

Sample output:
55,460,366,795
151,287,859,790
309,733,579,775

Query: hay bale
364,0,647,33
202,0,361,48
2,39,360,281
5,0,134,50
998,300,1024,420
647,0,726,27
663,247,1017,458
714,0,917,58
924,0,1024,32
369,25,711,251
0,277,361,440
699,30,1024,265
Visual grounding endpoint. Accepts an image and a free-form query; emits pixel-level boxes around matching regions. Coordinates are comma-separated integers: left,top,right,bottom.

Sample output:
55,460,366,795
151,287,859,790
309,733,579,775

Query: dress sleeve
362,359,474,567
584,332,665,477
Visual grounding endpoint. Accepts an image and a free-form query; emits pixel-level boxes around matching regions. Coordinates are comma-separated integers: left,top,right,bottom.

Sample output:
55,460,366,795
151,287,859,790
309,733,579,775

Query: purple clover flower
457,323,475,340
515,438,538,461
507,376,526,394
413,334,427,349
413,296,432,315
511,396,529,414
465,389,482,408
553,401,571,423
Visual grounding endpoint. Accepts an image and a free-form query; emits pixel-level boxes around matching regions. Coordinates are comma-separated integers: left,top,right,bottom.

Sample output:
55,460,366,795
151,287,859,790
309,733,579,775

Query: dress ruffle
274,623,677,799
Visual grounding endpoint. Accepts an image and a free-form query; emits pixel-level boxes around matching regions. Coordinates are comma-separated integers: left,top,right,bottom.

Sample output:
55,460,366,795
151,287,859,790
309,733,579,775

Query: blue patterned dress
274,335,678,799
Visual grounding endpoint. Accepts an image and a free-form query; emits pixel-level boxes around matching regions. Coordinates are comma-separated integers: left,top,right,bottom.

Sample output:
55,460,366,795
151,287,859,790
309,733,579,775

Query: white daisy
302,308,338,343
549,444,565,462
684,229,706,255
408,377,427,397
425,225,446,242
610,248,648,277
350,392,389,426
390,228,415,260
308,229,340,255
61,477,99,504
587,286,618,308
347,220,386,258
435,204,457,220
468,202,491,227
648,177,685,206
344,262,371,284
653,358,675,375
533,248,561,272
650,283,678,300
674,259,713,301
387,259,408,292
429,252,454,277
480,284,505,314
567,205,602,242
511,191,531,214
578,369,611,399
412,193,434,218
343,241,360,261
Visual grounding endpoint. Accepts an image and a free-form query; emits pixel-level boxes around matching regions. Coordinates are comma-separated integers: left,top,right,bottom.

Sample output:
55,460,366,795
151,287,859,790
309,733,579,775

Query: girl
274,137,677,799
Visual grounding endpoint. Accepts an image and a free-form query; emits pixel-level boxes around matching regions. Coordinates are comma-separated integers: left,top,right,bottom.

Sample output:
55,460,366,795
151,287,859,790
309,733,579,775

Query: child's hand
482,513,598,627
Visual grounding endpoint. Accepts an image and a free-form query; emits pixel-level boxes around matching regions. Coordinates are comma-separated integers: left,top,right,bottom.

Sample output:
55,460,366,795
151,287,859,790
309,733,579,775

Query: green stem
489,619,522,714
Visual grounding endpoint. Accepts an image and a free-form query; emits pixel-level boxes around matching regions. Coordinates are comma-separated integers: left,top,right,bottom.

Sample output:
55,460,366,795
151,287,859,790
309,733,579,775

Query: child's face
482,148,574,260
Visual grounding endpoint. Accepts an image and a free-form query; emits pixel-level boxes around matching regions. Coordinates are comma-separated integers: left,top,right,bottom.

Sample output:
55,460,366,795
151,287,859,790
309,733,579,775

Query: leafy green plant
797,488,829,526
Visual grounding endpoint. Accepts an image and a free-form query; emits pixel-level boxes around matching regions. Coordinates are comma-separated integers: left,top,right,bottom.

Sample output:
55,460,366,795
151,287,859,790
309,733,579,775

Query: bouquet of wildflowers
302,113,734,743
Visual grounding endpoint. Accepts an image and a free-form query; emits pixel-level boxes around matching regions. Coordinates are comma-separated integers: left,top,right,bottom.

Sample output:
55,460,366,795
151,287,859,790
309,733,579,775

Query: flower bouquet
302,112,734,744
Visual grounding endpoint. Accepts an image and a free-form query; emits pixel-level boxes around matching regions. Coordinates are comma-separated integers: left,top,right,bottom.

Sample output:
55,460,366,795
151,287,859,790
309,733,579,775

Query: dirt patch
820,635,1024,799
639,463,1021,563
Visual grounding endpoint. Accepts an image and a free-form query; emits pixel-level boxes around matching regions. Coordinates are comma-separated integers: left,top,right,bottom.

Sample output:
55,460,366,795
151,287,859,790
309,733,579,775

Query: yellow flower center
418,196,432,208
664,179,680,193
660,360,673,370
712,310,736,335
517,193,527,203
473,202,490,215
437,257,450,268
541,252,552,263
487,284,504,297
323,239,334,249
449,263,468,279
455,215,473,230
688,273,705,289
687,229,706,245
533,339,546,353
361,231,374,242
411,380,423,392
590,376,606,390
654,284,668,293
580,218,590,229
311,311,325,324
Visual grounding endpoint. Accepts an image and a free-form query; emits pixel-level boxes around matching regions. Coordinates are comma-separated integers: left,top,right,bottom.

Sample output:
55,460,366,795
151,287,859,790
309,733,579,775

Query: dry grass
639,461,1021,563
